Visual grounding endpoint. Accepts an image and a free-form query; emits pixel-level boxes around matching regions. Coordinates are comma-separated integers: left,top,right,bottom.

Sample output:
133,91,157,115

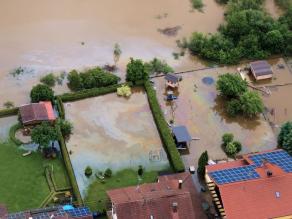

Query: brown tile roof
107,172,207,219
250,60,273,77
20,101,56,125
207,149,292,219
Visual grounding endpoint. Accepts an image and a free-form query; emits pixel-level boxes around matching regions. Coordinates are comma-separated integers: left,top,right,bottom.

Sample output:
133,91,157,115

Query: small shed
250,60,273,81
20,101,56,126
172,125,192,150
165,73,181,88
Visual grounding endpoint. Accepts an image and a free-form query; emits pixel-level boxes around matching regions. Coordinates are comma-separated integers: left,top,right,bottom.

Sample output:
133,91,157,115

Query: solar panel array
249,150,292,172
65,207,91,218
209,165,260,185
8,211,28,219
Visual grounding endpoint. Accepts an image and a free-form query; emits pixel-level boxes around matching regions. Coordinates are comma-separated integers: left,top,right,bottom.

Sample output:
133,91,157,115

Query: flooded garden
153,66,277,168
64,90,170,196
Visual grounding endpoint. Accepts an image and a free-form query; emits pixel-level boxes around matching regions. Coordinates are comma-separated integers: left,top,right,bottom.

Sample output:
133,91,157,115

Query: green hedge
58,84,121,102
56,97,65,119
9,123,23,146
56,125,83,205
0,107,19,118
144,81,185,172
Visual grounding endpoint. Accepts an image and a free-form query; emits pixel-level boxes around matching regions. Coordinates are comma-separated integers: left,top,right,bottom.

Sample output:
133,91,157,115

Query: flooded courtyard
64,89,169,196
0,0,225,108
0,116,18,141
153,67,277,169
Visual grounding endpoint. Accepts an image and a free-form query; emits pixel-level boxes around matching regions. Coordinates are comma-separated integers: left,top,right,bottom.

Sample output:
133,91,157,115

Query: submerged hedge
0,107,19,118
9,123,23,146
56,96,65,119
144,81,185,172
56,125,83,205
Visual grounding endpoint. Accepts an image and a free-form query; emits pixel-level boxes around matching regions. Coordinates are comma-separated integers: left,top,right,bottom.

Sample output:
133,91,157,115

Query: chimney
172,202,178,213
267,170,273,177
178,180,183,189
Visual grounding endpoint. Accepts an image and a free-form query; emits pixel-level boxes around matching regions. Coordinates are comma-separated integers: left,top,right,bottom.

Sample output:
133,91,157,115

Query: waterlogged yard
64,89,170,196
153,67,277,169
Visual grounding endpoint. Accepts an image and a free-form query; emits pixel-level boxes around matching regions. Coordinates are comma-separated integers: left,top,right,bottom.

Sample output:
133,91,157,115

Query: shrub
0,107,19,118
197,151,208,177
40,73,56,87
9,123,23,146
278,121,292,154
3,101,15,109
191,0,204,10
126,58,148,83
30,84,54,103
225,142,238,156
222,133,234,146
85,166,93,177
144,80,184,172
227,99,242,117
67,70,82,91
138,165,144,176
117,85,132,97
58,119,73,137
104,168,112,178
144,58,174,75
239,91,264,117
233,141,242,153
216,73,248,98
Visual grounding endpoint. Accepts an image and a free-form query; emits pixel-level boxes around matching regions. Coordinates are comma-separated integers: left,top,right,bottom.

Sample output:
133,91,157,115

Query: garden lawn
0,141,70,212
84,169,159,212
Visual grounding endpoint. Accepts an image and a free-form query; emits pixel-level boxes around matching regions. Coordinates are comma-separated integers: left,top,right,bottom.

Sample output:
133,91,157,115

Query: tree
222,133,234,146
40,73,56,87
264,30,285,54
197,151,209,177
58,119,73,137
113,43,122,64
216,73,248,98
104,168,112,178
144,58,174,75
30,84,54,103
239,91,264,117
278,121,292,154
225,142,238,156
126,58,148,83
31,122,58,149
67,70,82,91
227,99,242,117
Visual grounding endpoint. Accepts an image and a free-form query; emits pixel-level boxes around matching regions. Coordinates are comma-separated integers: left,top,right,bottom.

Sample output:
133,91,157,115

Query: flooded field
64,90,170,196
153,67,277,169
0,0,225,108
0,116,18,141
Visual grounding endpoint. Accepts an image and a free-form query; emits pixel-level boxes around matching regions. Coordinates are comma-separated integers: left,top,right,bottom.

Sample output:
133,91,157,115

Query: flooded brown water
264,0,283,18
0,0,225,108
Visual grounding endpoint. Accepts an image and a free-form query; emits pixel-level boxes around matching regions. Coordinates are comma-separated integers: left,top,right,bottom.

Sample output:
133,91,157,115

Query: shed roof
250,60,273,77
172,126,192,143
165,73,180,83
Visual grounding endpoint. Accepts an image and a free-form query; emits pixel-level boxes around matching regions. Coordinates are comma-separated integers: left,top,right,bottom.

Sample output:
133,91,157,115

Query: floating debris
158,26,181,37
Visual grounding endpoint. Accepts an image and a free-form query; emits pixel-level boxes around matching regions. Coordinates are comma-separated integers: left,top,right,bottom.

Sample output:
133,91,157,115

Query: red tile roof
107,172,207,219
20,101,56,125
206,149,292,219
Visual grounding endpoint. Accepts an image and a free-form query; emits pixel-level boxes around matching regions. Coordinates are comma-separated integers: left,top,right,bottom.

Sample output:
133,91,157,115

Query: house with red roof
19,101,56,125
205,149,292,219
107,172,207,219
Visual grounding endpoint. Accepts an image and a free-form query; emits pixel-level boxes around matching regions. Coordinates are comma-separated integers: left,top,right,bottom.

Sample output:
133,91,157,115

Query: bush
126,58,148,83
85,166,93,177
31,122,58,148
40,73,56,87
58,119,73,137
138,165,144,176
3,101,15,109
56,96,65,119
67,70,82,91
191,0,204,10
233,141,242,153
197,151,208,177
227,99,242,117
30,84,54,103
104,168,112,178
144,80,184,172
222,133,234,146
239,91,264,117
117,85,132,97
0,107,19,118
56,126,83,205
144,58,174,75
278,121,292,154
225,142,238,156
58,84,122,102
216,73,248,98
9,123,23,146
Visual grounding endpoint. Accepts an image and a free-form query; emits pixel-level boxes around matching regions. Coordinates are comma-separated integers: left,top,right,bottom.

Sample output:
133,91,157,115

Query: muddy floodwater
0,0,225,108
64,90,170,196
0,116,17,141
153,67,277,170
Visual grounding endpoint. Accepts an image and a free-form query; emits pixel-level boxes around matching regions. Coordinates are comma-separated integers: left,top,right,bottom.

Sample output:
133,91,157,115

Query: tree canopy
239,91,264,117
126,58,148,82
278,121,292,154
30,84,54,103
31,122,58,148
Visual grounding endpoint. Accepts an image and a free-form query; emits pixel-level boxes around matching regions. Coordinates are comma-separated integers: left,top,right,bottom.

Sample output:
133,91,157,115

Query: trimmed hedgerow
9,123,23,146
144,80,184,172
0,107,19,118
55,96,65,119
56,124,83,205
